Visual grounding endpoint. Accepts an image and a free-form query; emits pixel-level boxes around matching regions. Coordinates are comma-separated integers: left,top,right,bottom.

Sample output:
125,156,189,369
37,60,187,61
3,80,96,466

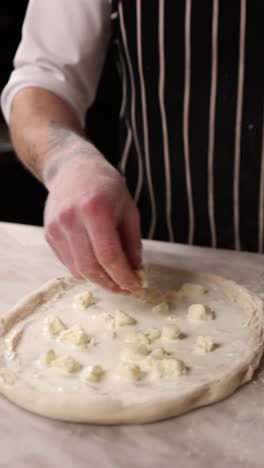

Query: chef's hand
44,153,142,292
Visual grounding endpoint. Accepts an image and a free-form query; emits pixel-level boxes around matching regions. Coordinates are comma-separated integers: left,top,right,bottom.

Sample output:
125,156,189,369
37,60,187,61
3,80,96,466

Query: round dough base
0,265,263,424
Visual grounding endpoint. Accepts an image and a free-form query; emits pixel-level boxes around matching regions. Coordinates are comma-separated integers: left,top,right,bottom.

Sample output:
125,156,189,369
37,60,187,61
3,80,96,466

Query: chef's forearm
9,87,89,187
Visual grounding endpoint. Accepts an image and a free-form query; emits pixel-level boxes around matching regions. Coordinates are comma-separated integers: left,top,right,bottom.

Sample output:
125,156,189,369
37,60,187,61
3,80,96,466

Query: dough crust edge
0,264,263,425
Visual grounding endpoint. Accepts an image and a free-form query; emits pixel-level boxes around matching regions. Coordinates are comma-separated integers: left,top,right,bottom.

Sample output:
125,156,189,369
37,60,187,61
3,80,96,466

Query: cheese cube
144,328,161,343
114,310,137,327
158,358,187,377
76,291,96,308
162,325,182,340
81,365,104,382
52,355,81,373
143,356,187,378
44,315,66,337
125,332,149,345
188,304,214,322
59,324,90,347
117,363,143,381
39,349,56,366
150,347,171,359
194,336,215,354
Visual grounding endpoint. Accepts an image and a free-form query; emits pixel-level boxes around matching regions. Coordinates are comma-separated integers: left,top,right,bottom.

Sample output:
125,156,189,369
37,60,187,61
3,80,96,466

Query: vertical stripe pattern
136,0,157,238
234,0,247,250
208,0,218,248
113,0,263,252
120,126,132,173
183,0,195,244
119,47,127,120
118,1,143,202
158,0,174,242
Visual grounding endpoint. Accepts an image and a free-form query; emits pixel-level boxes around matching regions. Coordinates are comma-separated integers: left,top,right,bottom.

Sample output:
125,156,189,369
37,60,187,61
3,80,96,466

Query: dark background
0,0,120,226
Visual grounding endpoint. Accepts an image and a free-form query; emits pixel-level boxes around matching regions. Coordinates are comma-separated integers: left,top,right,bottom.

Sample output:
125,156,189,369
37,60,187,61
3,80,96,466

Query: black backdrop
0,0,120,226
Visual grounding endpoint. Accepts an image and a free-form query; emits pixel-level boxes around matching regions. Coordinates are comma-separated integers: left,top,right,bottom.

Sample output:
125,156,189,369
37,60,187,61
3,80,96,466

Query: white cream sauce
3,269,251,402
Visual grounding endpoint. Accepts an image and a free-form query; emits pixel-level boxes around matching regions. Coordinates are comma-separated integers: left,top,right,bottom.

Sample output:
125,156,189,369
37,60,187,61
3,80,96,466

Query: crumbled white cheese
117,363,143,381
39,349,56,366
101,310,136,330
162,325,182,340
114,310,137,327
144,328,161,343
125,328,161,346
39,351,82,372
149,347,171,359
51,355,81,373
157,358,187,377
75,291,96,308
187,304,214,322
125,332,149,345
59,324,90,347
143,356,187,378
81,365,104,382
194,336,215,354
152,302,169,314
44,315,66,337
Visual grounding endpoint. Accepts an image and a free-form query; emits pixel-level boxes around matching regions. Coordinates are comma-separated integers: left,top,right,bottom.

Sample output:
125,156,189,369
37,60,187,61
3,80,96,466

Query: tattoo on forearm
43,152,90,183
48,120,75,153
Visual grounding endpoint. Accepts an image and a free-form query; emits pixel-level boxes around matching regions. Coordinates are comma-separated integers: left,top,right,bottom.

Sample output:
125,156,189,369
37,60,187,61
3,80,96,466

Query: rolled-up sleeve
1,0,111,126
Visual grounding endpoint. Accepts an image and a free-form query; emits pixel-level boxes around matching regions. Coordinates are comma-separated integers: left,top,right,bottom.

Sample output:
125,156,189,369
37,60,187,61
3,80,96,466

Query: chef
1,0,263,292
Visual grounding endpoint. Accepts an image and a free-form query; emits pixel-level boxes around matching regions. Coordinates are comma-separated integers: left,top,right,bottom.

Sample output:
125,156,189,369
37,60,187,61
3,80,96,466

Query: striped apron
111,0,264,252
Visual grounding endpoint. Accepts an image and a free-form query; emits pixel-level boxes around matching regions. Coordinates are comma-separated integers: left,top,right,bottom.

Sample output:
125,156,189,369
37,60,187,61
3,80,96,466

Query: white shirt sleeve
1,0,112,127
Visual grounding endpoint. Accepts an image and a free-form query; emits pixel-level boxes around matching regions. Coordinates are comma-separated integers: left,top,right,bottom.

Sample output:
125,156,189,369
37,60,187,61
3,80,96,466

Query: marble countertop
1,221,264,468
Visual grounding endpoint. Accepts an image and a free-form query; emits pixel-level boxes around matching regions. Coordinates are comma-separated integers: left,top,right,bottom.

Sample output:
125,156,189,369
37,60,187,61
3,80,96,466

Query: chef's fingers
84,207,140,292
119,201,142,269
64,220,122,292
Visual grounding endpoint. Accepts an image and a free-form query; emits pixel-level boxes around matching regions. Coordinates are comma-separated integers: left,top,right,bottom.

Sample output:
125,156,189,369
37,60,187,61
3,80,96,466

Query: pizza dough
0,264,263,424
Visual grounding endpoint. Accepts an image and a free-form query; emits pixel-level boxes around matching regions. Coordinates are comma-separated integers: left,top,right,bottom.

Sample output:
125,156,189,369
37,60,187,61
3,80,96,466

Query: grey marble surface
0,222,264,468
